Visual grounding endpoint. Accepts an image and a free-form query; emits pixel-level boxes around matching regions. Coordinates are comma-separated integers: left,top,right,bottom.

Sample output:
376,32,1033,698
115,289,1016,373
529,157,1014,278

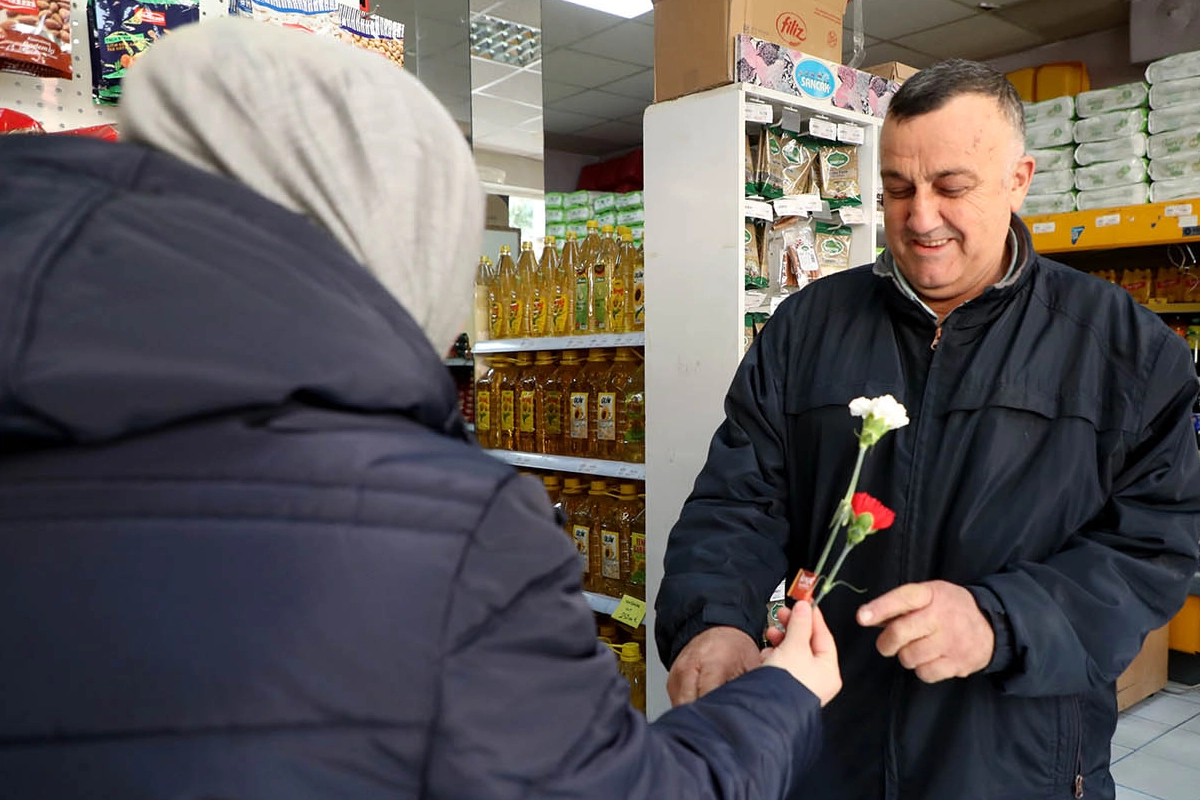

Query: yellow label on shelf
611,595,647,628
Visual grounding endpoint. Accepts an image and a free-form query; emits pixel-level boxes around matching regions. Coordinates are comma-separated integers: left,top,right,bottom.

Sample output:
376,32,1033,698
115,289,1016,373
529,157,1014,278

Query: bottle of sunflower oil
564,349,593,457
608,233,635,333
514,351,537,453
587,480,614,594
519,242,548,338
532,351,564,454
495,355,517,451
613,348,644,463
590,225,618,333
574,222,601,333
542,474,562,510
574,348,612,458
543,237,570,337
473,356,499,449
474,255,495,341
631,242,645,331
618,642,646,713
598,482,637,597
497,245,522,340
627,486,646,601
563,477,595,591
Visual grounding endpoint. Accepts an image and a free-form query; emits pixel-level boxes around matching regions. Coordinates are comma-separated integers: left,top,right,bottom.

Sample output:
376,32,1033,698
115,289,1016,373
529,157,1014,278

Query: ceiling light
558,0,653,20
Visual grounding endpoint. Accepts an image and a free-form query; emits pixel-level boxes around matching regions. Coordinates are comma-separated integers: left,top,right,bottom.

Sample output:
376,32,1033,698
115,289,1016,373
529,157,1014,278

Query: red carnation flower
851,493,895,531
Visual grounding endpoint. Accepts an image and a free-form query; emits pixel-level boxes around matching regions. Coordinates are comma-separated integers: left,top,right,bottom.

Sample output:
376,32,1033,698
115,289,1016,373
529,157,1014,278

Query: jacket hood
0,135,464,446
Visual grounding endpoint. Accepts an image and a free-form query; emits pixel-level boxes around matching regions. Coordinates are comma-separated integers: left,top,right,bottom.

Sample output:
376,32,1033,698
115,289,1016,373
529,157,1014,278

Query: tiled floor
1112,682,1200,800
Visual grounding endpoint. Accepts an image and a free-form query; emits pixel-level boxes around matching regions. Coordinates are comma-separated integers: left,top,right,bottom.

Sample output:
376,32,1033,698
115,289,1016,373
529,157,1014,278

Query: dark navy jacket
657,221,1200,800
0,135,821,799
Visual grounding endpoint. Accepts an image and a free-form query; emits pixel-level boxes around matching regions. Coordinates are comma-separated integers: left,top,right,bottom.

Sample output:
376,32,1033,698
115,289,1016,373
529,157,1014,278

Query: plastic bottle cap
587,220,599,229
590,480,608,493
601,225,615,234
545,236,556,244
620,483,638,497
620,642,641,662
544,476,561,489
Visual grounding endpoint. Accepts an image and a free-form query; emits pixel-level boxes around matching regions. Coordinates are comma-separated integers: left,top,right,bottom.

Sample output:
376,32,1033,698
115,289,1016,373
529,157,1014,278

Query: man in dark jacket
0,18,844,800
657,60,1200,800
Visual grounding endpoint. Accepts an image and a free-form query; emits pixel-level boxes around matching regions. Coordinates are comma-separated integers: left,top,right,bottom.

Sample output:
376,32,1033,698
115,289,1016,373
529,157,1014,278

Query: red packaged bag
0,107,43,134
53,123,120,141
0,0,73,79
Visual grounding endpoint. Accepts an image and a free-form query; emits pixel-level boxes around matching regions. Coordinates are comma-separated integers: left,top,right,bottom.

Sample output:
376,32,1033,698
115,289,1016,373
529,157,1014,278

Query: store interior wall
987,25,1148,89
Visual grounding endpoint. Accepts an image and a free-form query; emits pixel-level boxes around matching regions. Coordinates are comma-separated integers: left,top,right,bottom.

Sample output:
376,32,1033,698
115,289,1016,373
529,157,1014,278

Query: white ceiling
463,0,1135,159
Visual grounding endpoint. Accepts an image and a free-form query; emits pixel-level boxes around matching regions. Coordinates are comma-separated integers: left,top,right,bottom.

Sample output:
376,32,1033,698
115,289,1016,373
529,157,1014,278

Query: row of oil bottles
476,347,644,463
475,221,645,340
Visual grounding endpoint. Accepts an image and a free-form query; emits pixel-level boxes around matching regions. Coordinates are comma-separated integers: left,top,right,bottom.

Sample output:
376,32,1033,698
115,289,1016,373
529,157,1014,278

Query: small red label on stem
787,569,820,602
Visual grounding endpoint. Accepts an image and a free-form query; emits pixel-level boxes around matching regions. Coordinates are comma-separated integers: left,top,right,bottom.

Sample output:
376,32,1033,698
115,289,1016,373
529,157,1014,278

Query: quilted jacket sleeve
424,472,821,800
973,330,1200,697
653,312,794,668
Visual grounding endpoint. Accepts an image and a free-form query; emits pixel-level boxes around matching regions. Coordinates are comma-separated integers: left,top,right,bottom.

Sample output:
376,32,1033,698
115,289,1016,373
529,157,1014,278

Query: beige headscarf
119,17,483,355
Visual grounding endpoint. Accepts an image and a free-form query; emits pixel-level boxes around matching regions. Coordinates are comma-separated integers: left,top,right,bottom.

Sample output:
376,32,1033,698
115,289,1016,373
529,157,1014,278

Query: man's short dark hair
887,59,1026,146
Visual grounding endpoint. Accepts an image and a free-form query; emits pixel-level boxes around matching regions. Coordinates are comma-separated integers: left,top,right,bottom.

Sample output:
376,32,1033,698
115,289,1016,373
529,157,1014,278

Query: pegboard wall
0,0,228,131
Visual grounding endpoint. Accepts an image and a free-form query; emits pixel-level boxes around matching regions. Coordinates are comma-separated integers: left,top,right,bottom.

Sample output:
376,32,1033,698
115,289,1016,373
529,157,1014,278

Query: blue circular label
793,59,836,99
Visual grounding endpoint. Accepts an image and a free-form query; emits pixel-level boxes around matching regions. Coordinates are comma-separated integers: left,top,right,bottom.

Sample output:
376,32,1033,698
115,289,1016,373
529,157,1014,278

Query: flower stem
812,442,869,578
814,540,856,607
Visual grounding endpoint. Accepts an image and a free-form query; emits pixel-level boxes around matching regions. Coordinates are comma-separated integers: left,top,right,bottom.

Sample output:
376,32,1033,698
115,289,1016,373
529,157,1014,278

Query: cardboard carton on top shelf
863,61,919,83
653,0,847,102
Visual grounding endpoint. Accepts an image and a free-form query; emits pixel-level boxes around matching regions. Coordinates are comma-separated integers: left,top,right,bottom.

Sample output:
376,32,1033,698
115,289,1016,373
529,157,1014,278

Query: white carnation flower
850,395,910,446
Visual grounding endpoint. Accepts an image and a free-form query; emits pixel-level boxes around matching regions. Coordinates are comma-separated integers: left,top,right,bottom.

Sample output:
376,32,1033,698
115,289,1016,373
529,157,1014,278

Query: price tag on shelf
806,117,839,141
744,199,775,222
836,123,865,145
779,107,803,133
611,595,647,628
774,196,821,218
1031,222,1056,235
1178,215,1199,229
1095,213,1121,228
836,206,866,225
1165,204,1193,218
744,102,774,124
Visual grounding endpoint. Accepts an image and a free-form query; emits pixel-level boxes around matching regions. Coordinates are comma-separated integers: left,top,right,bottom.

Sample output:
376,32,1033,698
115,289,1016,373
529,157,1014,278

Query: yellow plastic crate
1170,595,1200,655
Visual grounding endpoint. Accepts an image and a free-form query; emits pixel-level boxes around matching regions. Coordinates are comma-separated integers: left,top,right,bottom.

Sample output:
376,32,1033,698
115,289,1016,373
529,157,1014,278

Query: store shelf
1143,303,1200,315
1023,199,1200,254
583,591,621,615
444,357,474,367
474,332,645,353
484,450,646,480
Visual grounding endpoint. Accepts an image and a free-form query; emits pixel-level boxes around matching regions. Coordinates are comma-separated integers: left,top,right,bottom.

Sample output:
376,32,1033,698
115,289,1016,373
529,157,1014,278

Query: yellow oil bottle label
630,533,646,586
609,278,626,329
530,297,546,333
633,268,645,326
574,276,590,332
569,392,588,439
544,390,563,435
592,268,609,331
519,391,536,433
506,301,523,337
476,395,491,431
489,300,504,337
601,530,620,579
500,390,515,432
551,295,568,333
573,525,590,571
597,392,617,441
623,391,645,443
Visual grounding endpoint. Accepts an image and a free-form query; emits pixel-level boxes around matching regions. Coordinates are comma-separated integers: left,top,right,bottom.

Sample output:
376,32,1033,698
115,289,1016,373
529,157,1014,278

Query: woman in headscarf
0,18,839,798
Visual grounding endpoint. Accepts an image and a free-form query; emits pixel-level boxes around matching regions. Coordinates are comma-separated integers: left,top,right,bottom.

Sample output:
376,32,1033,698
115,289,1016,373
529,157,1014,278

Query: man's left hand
857,581,995,683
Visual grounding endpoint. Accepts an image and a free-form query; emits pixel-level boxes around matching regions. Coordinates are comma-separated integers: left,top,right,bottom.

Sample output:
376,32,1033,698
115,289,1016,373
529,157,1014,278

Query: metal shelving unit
474,332,644,354
484,450,645,480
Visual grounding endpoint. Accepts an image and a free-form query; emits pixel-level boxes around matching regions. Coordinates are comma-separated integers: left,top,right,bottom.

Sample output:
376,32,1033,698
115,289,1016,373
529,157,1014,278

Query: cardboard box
863,61,919,83
654,0,847,102
1117,624,1170,712
735,35,899,119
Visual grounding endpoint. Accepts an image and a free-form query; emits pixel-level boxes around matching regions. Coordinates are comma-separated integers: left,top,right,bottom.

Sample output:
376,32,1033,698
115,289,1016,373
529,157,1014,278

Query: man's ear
1009,154,1036,213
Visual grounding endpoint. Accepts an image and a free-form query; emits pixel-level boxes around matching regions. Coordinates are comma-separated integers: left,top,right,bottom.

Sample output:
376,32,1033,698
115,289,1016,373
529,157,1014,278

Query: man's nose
907,188,942,235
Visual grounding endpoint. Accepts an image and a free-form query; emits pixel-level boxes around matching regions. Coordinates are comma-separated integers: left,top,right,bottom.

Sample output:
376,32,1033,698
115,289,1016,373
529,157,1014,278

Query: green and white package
616,192,644,210
545,192,565,209
1077,183,1150,211
1075,82,1149,117
1020,192,1076,216
564,190,590,209
1074,135,1147,166
1149,101,1200,135
1150,76,1200,110
1149,152,1200,182
565,205,592,223
1026,119,1074,150
1029,146,1075,173
1147,50,1200,84
1073,109,1147,143
546,223,567,240
596,211,618,229
1073,157,1148,191
1023,96,1075,126
1150,176,1200,203
545,208,565,223
1148,127,1200,160
591,193,617,212
1029,169,1075,195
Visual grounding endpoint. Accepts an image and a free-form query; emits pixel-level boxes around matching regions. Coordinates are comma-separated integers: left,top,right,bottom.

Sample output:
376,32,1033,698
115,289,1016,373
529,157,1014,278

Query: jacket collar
873,214,1037,325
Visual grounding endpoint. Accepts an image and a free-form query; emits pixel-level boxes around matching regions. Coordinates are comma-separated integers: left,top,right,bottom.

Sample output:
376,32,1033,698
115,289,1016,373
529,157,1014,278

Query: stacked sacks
1145,50,1200,204
1071,83,1150,210
1022,95,1077,215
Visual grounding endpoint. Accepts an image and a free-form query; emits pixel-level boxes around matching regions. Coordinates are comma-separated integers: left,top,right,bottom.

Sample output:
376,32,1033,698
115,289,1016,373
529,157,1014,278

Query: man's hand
666,625,761,706
763,603,842,706
857,581,995,683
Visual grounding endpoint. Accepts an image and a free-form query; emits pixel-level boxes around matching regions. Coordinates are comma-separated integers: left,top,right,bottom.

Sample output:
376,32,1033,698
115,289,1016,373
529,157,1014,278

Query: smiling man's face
881,93,1035,318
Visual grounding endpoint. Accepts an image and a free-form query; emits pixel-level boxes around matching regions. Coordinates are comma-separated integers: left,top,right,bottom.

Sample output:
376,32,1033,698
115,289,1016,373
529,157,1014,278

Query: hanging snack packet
815,223,853,274
760,127,785,200
779,129,816,197
1,0,73,79
337,4,404,69
745,221,763,287
229,0,339,35
90,0,201,104
818,144,862,208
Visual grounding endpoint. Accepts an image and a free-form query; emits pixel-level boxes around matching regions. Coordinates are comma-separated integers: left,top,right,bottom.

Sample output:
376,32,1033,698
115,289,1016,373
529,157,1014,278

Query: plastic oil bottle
573,348,611,459
586,480,614,595
563,477,594,591
618,642,646,713
474,255,495,341
495,355,517,451
519,241,548,338
590,225,618,333
630,239,645,332
532,351,564,455
608,233,636,333
542,236,570,338
473,356,499,449
564,349,592,457
542,474,562,516
497,245,522,340
514,351,537,453
627,487,646,601
613,348,645,463
599,481,638,598
575,222,602,333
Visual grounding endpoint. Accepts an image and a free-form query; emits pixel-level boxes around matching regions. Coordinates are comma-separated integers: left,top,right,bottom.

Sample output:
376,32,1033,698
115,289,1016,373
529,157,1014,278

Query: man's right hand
763,602,842,706
666,625,761,706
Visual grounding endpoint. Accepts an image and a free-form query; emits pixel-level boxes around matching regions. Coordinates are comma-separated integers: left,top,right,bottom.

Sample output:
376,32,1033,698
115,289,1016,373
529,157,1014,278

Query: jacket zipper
1071,696,1084,798
930,322,943,351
